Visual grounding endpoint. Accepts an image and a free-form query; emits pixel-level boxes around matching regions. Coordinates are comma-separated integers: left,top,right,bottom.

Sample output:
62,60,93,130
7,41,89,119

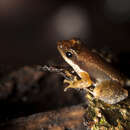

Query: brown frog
57,39,128,104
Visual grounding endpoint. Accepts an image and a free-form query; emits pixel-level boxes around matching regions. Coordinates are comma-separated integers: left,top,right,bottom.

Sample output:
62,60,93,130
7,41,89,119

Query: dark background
0,0,130,64
0,0,130,124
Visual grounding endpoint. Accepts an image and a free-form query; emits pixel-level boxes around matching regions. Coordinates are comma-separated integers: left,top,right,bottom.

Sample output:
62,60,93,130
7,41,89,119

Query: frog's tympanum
57,39,128,104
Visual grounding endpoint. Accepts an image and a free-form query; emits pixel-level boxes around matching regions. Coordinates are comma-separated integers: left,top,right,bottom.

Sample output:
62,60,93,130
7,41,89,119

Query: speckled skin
57,39,128,104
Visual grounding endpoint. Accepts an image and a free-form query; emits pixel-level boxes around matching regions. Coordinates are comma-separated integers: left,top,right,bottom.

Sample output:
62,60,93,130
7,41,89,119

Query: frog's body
57,39,128,104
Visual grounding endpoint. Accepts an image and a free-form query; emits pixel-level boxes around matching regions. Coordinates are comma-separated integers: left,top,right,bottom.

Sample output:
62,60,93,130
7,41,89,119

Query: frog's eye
66,51,73,58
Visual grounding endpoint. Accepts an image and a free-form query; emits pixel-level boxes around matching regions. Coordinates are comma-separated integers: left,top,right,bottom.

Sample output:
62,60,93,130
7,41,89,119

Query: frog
57,38,128,104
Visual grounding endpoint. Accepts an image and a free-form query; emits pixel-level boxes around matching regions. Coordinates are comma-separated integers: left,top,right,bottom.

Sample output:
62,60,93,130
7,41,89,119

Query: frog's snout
57,41,63,49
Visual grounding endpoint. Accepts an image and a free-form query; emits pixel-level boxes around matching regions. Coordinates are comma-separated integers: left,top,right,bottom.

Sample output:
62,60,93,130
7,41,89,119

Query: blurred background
0,0,130,124
0,0,130,64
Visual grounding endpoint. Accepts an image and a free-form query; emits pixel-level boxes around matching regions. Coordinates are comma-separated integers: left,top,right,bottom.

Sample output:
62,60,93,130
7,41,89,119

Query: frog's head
57,38,88,76
57,38,82,62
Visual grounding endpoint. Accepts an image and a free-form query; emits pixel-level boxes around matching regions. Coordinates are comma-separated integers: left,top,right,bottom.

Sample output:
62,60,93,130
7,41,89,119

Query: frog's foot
64,70,73,78
85,90,95,101
64,76,78,91
64,76,92,92
64,84,74,92
85,88,94,95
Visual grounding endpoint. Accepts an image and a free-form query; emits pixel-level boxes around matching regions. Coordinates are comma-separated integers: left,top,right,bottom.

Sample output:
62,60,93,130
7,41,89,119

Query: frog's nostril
57,42,63,49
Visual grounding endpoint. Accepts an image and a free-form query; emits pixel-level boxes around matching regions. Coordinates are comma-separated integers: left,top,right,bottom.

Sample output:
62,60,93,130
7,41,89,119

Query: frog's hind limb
92,80,128,104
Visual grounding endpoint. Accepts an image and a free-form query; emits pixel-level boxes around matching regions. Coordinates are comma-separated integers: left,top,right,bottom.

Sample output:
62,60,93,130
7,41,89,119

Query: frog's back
78,48,125,85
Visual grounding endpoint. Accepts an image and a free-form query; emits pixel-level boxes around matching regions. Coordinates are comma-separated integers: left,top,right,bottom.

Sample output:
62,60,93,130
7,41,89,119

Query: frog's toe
64,86,72,92
64,79,73,85
64,79,74,91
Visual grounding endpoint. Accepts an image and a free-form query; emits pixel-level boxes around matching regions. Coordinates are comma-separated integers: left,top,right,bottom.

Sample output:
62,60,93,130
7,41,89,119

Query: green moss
83,92,130,129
